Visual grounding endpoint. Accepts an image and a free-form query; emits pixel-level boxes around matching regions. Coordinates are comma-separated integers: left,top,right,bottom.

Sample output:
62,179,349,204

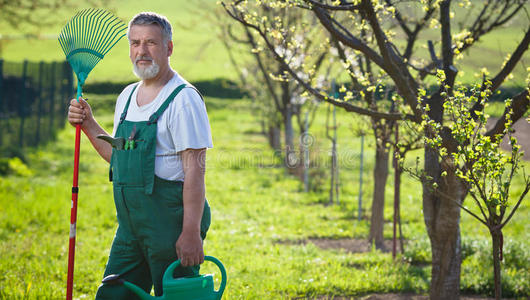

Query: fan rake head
58,8,127,90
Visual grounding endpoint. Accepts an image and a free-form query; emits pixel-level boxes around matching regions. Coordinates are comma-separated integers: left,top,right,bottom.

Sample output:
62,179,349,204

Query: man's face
129,24,173,79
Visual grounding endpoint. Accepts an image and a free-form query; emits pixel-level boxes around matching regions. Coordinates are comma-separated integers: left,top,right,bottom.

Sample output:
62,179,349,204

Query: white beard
133,58,160,80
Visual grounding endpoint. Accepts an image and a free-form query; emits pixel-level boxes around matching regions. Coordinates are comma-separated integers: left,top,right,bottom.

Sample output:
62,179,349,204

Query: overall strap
147,83,187,125
119,84,139,124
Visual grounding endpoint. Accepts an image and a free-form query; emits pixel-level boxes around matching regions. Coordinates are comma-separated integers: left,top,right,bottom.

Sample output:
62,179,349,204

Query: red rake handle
66,123,81,300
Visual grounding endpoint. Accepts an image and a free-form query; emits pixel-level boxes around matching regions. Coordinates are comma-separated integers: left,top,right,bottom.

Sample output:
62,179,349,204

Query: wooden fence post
0,59,3,147
35,61,44,145
48,62,56,137
19,60,28,147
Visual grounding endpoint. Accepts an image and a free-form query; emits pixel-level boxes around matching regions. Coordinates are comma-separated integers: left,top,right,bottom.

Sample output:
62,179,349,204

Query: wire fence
0,59,74,151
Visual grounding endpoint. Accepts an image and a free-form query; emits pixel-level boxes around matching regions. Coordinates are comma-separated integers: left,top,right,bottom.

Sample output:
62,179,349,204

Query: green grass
0,93,528,299
1,1,529,299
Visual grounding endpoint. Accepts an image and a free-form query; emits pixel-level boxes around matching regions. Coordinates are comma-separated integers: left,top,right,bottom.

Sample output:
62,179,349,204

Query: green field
1,1,529,299
1,91,529,299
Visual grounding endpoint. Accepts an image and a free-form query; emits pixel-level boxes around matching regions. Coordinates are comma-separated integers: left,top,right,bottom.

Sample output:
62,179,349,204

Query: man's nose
137,42,148,55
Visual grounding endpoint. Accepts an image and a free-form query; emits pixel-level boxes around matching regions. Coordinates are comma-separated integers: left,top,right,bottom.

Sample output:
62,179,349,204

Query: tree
331,33,398,248
419,78,530,300
218,2,329,174
222,0,529,298
223,0,402,249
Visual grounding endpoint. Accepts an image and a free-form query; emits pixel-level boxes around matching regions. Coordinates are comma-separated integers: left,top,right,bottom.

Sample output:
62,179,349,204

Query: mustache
135,56,153,63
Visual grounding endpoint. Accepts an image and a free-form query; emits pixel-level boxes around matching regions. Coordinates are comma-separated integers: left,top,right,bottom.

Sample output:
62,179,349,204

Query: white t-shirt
112,73,213,182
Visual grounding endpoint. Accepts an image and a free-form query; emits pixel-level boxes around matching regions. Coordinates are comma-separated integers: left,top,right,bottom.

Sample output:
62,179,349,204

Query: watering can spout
123,281,157,300
101,274,157,300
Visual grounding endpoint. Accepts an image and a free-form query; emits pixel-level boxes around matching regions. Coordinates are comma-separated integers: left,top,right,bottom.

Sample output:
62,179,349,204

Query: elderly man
67,12,212,299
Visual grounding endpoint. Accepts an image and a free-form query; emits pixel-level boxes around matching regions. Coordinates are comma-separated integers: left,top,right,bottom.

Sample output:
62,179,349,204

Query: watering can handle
162,256,227,299
204,256,227,299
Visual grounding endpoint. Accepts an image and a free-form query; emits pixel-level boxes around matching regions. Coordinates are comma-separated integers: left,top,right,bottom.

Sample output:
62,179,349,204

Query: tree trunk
283,104,296,170
298,129,307,182
268,123,282,153
281,76,296,171
424,149,465,300
369,141,390,249
491,229,502,300
328,138,336,204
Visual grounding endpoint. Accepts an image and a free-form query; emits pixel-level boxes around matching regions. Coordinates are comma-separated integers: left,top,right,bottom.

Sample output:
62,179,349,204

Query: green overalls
95,84,211,299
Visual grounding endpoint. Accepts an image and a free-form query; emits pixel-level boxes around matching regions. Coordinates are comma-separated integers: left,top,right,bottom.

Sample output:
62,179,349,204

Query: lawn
0,0,529,299
0,90,528,298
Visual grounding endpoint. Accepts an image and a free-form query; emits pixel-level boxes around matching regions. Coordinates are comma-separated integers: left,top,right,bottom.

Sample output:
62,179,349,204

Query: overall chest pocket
112,142,145,186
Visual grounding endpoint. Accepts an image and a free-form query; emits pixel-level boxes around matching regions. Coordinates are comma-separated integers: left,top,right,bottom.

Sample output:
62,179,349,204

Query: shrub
461,237,530,297
403,237,431,265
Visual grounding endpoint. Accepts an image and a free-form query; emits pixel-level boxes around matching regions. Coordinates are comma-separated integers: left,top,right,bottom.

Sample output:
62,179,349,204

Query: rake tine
61,21,73,53
90,9,108,49
89,10,108,52
73,10,87,55
81,9,92,47
100,25,126,55
95,13,126,55
104,31,127,56
84,9,97,50
92,11,113,53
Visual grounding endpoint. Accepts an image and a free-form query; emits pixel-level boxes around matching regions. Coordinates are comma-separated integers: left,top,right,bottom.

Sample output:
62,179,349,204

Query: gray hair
128,12,172,44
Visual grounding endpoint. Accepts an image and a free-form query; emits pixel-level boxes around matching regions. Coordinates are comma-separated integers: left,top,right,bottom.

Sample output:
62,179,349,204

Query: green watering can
102,256,227,300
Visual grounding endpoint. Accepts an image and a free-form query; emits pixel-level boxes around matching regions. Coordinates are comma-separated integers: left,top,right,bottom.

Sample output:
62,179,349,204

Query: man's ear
167,40,173,57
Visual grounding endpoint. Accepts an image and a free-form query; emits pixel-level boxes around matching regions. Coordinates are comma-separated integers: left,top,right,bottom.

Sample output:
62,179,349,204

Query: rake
58,8,127,300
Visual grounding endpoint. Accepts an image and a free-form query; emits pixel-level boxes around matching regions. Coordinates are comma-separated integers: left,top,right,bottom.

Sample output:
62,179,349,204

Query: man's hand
66,97,112,162
175,230,204,267
68,97,94,129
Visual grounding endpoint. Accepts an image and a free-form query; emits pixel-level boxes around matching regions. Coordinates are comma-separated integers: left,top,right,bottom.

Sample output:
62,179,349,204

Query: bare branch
457,200,489,227
387,0,438,60
418,2,526,82
500,178,530,229
467,28,529,119
222,2,414,121
440,0,457,85
311,6,387,69
242,26,283,113
490,29,530,91
332,38,365,91
486,88,530,137
457,1,526,55
384,0,412,36
305,0,362,11
428,40,442,69
226,24,251,44
467,174,493,223
422,174,488,226
219,27,249,87
359,0,422,119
